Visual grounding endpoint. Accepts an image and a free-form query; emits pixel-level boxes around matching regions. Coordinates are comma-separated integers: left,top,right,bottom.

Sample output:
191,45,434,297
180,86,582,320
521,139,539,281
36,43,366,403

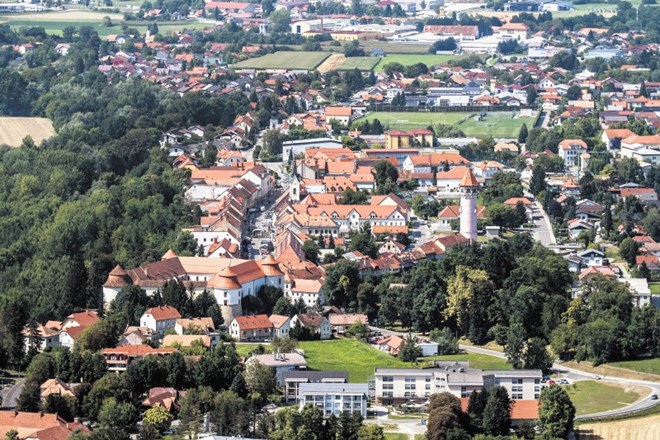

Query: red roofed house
460,398,539,424
290,312,332,340
140,306,182,337
0,411,89,440
102,345,177,373
438,204,486,230
636,255,660,271
229,314,273,342
325,106,353,125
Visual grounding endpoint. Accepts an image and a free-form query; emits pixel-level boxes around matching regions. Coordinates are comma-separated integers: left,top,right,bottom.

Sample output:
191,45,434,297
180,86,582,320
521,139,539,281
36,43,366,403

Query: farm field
577,414,660,440
0,117,55,147
375,54,460,72
336,56,381,71
361,41,432,54
0,14,209,37
361,111,536,138
232,51,330,71
607,357,660,376
563,380,643,416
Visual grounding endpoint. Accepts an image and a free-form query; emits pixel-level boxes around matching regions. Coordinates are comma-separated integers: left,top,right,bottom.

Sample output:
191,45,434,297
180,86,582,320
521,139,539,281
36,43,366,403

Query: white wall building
299,383,369,418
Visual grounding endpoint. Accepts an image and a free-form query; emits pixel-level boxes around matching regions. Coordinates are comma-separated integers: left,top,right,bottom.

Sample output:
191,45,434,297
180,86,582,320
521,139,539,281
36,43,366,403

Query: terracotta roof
325,106,352,117
162,249,178,260
259,255,285,276
162,334,211,348
559,139,588,150
268,314,290,329
40,379,75,399
372,225,409,234
144,306,182,321
102,345,176,357
504,197,532,206
636,255,659,266
64,310,99,327
233,314,273,330
460,168,479,187
460,398,538,420
295,312,326,328
208,266,242,289
438,205,486,219
176,317,215,331
408,153,468,167
291,278,323,293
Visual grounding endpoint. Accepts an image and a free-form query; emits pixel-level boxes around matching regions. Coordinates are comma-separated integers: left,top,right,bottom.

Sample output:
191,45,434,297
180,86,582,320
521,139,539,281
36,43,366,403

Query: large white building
374,362,543,405
299,383,369,418
103,255,285,324
558,139,588,167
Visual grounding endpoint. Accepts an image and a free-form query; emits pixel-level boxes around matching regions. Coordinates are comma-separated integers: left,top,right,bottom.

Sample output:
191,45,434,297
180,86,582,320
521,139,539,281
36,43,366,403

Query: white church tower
459,168,479,241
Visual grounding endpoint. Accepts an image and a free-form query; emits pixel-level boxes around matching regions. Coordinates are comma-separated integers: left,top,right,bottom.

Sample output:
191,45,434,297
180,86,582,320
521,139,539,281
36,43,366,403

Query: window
382,376,394,383
512,386,523,392
512,378,523,385
383,392,393,398
382,384,393,390
534,379,540,384
513,393,523,400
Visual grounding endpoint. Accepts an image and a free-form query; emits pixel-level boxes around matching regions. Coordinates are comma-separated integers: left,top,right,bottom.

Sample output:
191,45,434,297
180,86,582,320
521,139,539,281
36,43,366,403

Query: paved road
1,378,24,409
527,194,556,246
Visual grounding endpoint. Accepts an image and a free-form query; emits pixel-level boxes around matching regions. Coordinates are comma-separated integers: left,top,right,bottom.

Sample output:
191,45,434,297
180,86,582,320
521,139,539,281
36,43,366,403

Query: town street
1,378,24,409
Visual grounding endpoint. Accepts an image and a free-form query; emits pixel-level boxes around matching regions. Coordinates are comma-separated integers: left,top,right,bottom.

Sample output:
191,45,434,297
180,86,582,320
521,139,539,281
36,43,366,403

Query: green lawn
361,41,432,54
607,358,660,376
384,434,408,440
298,339,409,383
375,54,458,72
337,56,380,71
232,51,330,71
235,342,271,357
423,353,511,370
362,111,536,139
649,283,660,295
564,381,641,416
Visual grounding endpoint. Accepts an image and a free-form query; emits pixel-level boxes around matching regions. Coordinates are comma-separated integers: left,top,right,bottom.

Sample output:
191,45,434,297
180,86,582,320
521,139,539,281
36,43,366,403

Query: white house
577,249,605,266
140,306,182,337
290,313,332,340
558,139,588,167
269,314,291,338
299,383,369,418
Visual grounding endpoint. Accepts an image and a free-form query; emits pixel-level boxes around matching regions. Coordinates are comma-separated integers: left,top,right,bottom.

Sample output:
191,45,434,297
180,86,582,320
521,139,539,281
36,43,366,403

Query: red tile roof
144,306,182,321
234,314,273,330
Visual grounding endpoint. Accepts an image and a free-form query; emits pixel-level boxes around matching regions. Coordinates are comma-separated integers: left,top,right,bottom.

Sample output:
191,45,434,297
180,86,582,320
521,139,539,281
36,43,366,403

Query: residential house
102,345,176,373
39,378,75,400
0,411,89,439
269,314,291,338
558,139,588,167
229,314,274,342
325,106,353,125
174,317,216,335
142,387,186,413
140,306,182,337
290,313,332,340
162,334,213,351
327,313,368,334
577,249,605,266
438,205,486,230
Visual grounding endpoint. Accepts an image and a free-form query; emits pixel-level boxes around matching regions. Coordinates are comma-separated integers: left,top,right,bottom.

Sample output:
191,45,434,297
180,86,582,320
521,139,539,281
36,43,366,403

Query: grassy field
562,360,660,383
362,111,535,138
607,358,660,376
236,339,510,383
375,54,458,72
0,117,55,147
232,51,330,71
298,339,408,382
649,283,660,295
336,56,381,71
361,41,432,54
0,9,211,36
424,353,511,370
563,381,643,416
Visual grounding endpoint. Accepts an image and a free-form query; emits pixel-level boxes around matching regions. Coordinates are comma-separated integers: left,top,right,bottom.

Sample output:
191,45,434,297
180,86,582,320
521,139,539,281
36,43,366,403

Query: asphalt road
528,196,556,246
1,378,24,409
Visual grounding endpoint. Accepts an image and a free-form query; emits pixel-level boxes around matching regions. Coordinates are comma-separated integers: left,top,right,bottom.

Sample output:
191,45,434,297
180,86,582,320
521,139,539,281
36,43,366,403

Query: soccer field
232,51,330,71
362,111,536,138
375,54,459,72
336,57,380,71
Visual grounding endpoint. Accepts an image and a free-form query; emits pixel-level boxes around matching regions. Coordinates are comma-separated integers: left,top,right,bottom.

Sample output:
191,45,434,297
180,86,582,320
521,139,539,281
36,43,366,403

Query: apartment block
298,383,369,418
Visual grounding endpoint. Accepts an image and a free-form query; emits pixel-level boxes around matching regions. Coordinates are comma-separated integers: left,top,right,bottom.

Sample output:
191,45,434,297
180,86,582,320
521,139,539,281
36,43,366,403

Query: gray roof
490,369,542,378
447,372,486,385
281,371,348,382
375,368,434,376
299,382,368,395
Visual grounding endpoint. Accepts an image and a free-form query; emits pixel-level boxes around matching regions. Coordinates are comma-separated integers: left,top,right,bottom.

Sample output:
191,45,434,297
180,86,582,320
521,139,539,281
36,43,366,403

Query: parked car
651,394,658,400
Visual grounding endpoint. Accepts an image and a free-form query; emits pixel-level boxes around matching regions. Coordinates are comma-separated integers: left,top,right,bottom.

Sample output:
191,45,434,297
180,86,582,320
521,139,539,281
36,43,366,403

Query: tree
338,411,363,440
143,405,172,433
538,386,575,438
523,337,553,371
98,397,139,431
529,166,546,196
601,204,613,234
427,405,462,440
374,160,399,194
429,328,458,355
482,387,511,436
398,334,422,362
518,123,528,143
162,280,189,316
270,9,291,32
357,425,385,440
619,237,639,266
445,266,495,344
244,360,277,405
4,431,19,440
323,260,360,309
262,129,285,159
16,380,41,412
302,240,320,265
505,323,526,369
212,390,248,436
102,16,113,27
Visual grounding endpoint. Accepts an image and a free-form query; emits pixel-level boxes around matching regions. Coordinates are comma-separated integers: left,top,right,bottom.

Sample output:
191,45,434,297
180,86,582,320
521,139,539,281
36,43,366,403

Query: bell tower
459,168,479,241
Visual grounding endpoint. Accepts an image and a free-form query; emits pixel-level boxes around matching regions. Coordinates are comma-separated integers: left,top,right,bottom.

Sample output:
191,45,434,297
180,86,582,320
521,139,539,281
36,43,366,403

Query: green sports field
375,54,459,72
232,51,330,70
362,111,536,138
336,56,380,71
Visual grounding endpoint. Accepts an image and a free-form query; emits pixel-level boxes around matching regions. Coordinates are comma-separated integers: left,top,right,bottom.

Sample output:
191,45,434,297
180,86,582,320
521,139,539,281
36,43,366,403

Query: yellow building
385,129,435,149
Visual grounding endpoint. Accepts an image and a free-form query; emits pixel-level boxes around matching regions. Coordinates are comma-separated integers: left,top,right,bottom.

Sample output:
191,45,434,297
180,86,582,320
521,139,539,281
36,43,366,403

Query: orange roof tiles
144,306,182,321
233,314,273,330
460,168,479,187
